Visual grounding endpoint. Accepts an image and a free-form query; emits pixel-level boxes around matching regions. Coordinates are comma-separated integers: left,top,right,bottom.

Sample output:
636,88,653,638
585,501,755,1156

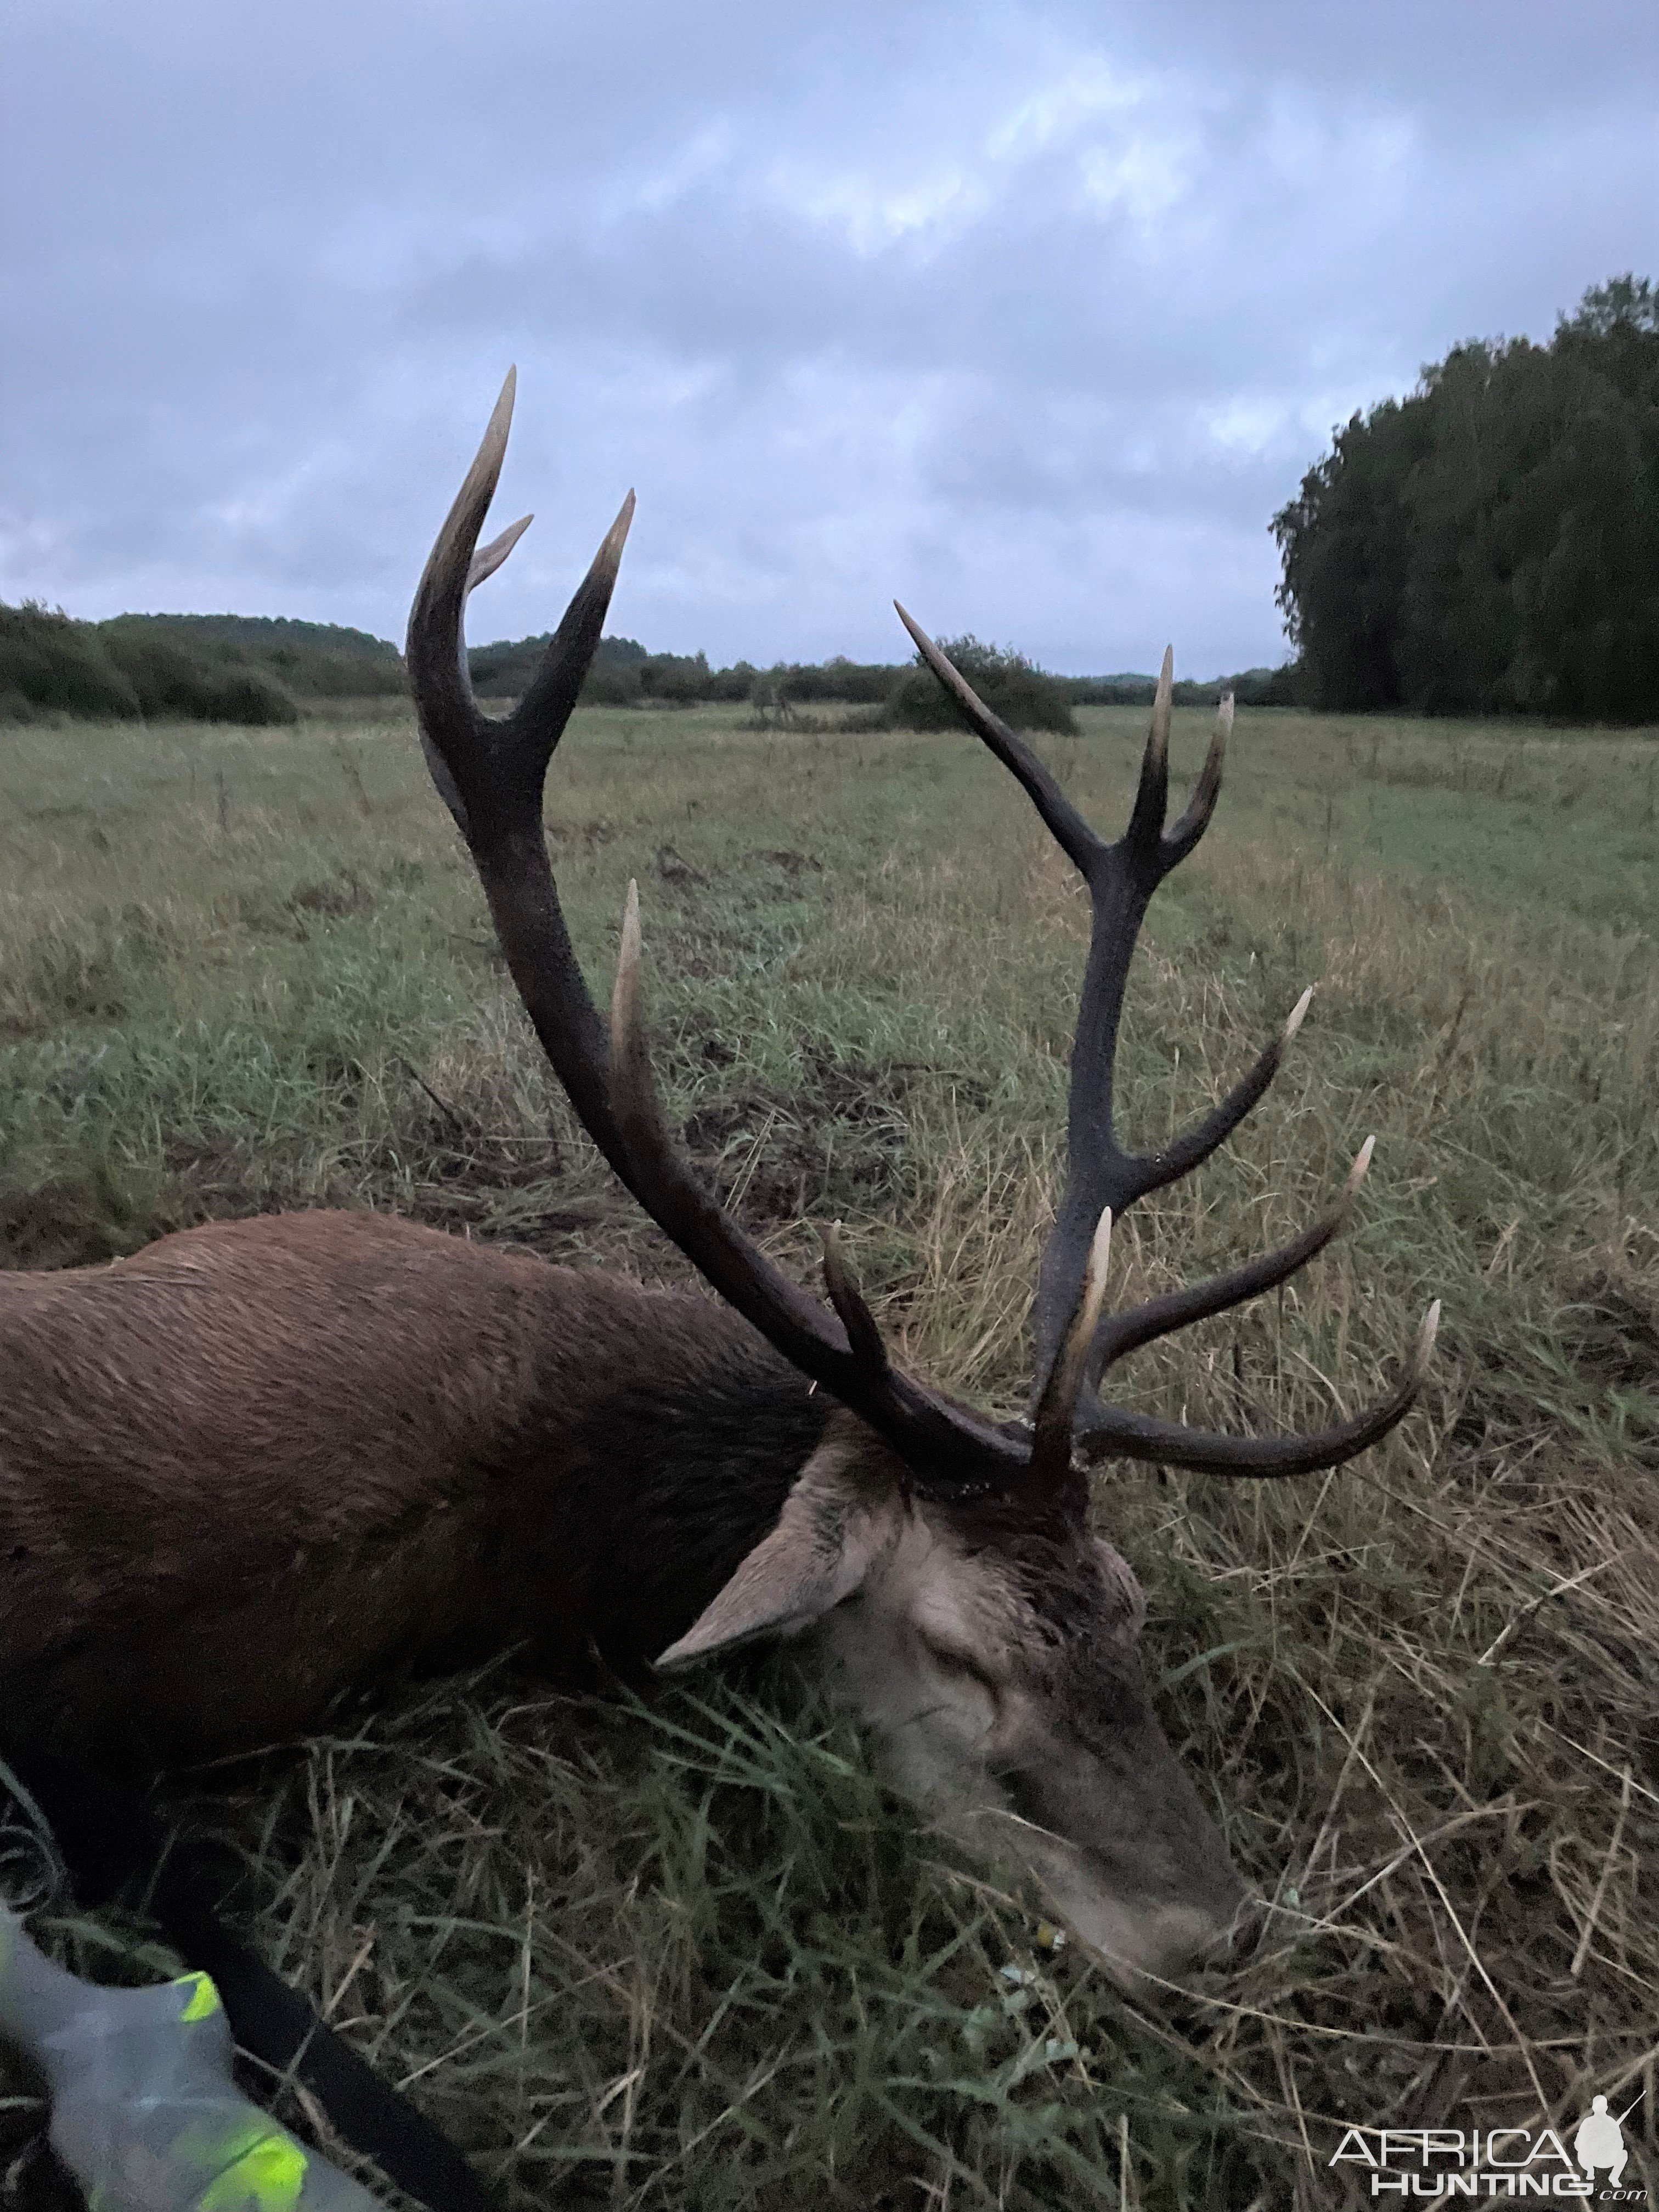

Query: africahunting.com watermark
1329,2097,1646,2198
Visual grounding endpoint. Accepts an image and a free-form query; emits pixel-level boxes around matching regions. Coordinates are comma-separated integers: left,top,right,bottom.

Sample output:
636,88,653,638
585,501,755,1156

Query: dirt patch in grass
1562,1271,1659,1391
677,1050,976,1227
0,1171,155,1271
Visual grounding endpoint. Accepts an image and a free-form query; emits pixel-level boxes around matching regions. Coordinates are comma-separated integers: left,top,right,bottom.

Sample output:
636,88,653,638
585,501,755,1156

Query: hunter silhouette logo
1575,2095,1636,2191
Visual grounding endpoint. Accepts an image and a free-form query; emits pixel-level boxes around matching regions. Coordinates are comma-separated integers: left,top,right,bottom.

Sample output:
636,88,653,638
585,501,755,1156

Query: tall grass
1,702,1655,2208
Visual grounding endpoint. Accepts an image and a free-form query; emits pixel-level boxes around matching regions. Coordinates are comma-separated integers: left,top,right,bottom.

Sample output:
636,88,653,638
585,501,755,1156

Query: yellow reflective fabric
176,2118,309,2211
172,1971,222,2024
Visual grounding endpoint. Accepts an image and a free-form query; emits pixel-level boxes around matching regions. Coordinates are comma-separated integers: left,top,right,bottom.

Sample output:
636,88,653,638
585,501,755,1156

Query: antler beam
899,612,1438,1478
409,371,1041,1493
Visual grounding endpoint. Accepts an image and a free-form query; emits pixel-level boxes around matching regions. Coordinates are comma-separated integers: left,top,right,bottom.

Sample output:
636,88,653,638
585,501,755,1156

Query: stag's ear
654,1417,904,1669
1092,1537,1148,1638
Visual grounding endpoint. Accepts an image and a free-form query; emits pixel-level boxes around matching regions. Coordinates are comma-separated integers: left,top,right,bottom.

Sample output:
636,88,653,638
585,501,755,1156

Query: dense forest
1274,275,1659,722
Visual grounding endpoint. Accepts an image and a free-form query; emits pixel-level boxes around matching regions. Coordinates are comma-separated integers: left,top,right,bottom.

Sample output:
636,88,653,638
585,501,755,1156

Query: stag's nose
1069,1874,1255,1997
1205,1883,1267,1962
1154,1885,1269,2004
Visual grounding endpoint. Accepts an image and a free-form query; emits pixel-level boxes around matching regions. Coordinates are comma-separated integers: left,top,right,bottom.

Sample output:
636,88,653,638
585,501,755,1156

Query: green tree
1273,275,1659,721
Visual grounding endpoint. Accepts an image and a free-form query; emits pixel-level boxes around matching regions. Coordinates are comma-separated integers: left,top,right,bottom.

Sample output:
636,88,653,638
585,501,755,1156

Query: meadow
1,697,1655,2209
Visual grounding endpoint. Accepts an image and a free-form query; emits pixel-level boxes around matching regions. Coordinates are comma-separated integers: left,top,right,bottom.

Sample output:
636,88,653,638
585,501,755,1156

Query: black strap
0,1738,498,2212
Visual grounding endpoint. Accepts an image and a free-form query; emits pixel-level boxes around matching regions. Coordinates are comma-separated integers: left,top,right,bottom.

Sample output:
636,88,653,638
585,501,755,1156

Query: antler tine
893,604,1105,871
405,371,521,840
1135,985,1312,1206
407,363,636,854
1163,692,1232,867
1074,1300,1441,1477
1122,648,1175,865
1029,1208,1113,1491
1087,1135,1372,1386
468,512,535,596
819,1222,891,1378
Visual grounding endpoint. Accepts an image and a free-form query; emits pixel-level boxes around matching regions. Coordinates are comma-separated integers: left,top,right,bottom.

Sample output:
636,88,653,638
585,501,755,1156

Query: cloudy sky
4,1,1655,676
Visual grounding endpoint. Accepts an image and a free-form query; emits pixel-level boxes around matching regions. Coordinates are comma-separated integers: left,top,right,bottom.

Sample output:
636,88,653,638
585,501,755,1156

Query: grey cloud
3,0,1655,675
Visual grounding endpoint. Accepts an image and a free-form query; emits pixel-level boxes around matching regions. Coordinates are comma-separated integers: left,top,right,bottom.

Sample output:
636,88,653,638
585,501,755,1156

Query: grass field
1,698,1656,2209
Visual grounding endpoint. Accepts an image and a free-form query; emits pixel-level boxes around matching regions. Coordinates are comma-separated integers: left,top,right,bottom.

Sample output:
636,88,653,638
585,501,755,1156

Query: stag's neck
494,1311,835,1673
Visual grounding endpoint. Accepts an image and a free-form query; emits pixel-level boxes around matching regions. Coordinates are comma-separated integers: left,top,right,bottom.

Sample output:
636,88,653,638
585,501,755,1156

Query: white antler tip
1283,985,1313,1043
1346,1134,1376,1196
1073,1205,1113,1341
619,879,642,964
1088,1205,1114,1279
1418,1300,1442,1362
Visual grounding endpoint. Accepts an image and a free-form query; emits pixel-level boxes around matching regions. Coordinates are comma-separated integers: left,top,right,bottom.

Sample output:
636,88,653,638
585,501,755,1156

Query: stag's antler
408,371,1435,1502
894,611,1439,1474
409,371,1060,1492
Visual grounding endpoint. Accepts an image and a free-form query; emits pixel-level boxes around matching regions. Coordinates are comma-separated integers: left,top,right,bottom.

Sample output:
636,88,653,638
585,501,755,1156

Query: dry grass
1,699,1655,2207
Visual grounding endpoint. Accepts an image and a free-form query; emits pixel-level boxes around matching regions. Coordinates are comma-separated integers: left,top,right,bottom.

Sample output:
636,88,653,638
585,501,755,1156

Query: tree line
0,606,404,726
3,606,1280,733
22,274,1649,736
1273,275,1658,723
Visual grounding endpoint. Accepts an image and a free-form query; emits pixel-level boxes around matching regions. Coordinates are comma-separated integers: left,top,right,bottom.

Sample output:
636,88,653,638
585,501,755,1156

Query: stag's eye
998,1766,1054,1832
920,1638,1000,1702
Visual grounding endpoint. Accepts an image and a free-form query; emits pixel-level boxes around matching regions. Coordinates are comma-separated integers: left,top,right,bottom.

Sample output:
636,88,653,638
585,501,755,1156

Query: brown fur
0,1207,836,1771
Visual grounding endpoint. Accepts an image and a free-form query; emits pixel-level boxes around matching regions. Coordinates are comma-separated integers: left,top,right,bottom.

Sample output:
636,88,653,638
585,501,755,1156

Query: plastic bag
0,1904,379,2210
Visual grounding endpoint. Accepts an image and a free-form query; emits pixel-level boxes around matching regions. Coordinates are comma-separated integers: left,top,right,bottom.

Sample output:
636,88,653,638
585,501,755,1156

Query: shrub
100,633,297,724
0,602,139,719
1226,663,1303,708
885,636,1077,735
0,603,300,725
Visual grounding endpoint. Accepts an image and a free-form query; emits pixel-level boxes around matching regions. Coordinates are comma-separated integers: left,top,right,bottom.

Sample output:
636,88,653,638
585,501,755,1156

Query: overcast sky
3,2,1655,676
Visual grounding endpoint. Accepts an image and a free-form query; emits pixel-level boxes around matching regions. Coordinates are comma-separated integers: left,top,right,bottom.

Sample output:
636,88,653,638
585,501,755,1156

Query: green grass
2,701,1656,2208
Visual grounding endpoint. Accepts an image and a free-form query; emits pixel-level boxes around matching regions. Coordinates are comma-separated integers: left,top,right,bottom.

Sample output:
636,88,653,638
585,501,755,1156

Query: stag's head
407,370,1438,1994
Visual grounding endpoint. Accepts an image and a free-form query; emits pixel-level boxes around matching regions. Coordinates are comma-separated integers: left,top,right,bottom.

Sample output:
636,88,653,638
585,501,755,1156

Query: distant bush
0,603,139,719
579,658,644,707
0,602,296,724
770,657,895,707
1056,673,1160,706
469,632,653,704
1227,663,1302,708
885,636,1077,735
100,631,297,724
1054,664,1304,710
100,613,403,703
641,651,737,706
